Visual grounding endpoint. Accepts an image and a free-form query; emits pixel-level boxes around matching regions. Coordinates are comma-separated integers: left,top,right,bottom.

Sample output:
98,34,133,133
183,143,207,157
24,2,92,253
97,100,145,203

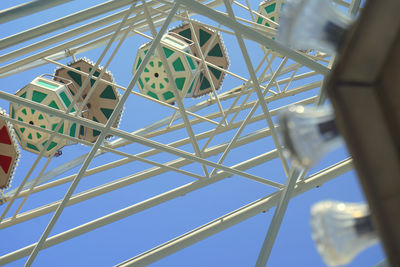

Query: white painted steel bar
0,82,320,204
0,146,280,230
201,53,270,152
209,56,288,177
0,151,273,265
350,0,362,15
0,0,134,50
11,153,55,219
45,57,220,127
184,12,228,126
0,157,353,266
115,159,353,267
0,114,204,218
1,0,140,226
176,0,330,75
0,0,224,78
0,0,172,62
1,95,317,214
23,3,142,265
0,7,131,63
0,95,316,216
132,27,249,84
0,0,73,24
141,0,209,177
255,168,304,267
1,75,320,202
222,0,289,176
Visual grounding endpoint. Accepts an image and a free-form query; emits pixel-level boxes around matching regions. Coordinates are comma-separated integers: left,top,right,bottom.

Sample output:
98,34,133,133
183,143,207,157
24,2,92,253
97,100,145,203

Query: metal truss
0,0,361,266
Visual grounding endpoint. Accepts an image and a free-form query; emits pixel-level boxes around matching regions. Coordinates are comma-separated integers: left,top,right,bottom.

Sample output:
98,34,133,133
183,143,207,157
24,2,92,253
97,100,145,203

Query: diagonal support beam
23,2,168,266
176,0,330,75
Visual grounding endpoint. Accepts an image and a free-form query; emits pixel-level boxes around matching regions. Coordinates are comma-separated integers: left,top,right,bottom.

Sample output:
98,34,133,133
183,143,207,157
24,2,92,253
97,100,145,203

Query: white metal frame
0,0,361,266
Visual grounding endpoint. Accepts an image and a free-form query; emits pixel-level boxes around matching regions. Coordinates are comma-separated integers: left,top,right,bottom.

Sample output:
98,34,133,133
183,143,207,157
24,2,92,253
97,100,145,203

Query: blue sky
0,1,385,266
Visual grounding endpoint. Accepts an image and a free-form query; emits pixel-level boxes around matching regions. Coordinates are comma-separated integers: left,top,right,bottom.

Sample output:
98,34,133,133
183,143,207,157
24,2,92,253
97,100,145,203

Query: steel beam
0,0,73,24
0,158,353,266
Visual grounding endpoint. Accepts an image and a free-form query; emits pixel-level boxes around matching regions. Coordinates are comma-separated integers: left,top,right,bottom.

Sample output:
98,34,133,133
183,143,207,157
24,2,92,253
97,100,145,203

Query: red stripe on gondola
0,155,12,174
0,126,12,145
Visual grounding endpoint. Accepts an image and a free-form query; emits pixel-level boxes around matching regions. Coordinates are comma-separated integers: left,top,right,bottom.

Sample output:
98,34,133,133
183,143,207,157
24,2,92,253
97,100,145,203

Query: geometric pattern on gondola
0,109,20,189
133,33,199,104
255,0,285,55
54,58,122,143
255,0,285,29
10,76,80,157
170,23,229,98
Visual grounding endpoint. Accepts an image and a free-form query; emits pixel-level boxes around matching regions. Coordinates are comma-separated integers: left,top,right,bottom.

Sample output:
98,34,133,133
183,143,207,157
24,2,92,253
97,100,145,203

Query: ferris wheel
0,0,372,266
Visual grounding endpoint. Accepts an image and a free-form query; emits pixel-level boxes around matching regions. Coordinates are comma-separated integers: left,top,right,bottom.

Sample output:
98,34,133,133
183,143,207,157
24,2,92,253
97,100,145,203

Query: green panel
199,73,211,91
58,123,64,134
32,90,47,103
27,143,39,151
164,78,169,83
145,77,150,82
144,67,149,73
80,125,85,136
178,28,192,40
48,100,60,110
51,123,64,134
89,70,100,87
11,107,15,119
36,80,58,90
99,85,117,100
28,133,32,140
265,3,276,13
59,91,72,109
138,78,144,89
92,116,101,137
43,140,58,151
20,92,27,98
144,49,149,54
151,83,155,89
93,128,101,137
162,47,174,58
67,67,82,86
47,141,58,151
172,58,185,72
186,56,196,70
69,123,76,137
158,61,163,67
162,91,174,100
199,29,212,47
188,79,195,94
31,109,35,114
36,132,42,139
136,57,142,69
147,91,159,100
100,108,113,119
160,83,164,89
175,77,186,91
58,123,64,133
257,16,263,24
20,127,25,133
149,61,154,67
21,108,27,115
208,43,223,57
38,114,44,120
17,117,23,122
209,66,222,79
